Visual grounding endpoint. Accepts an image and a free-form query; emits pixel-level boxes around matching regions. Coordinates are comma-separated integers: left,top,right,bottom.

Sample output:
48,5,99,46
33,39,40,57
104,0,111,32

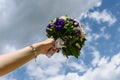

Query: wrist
32,42,42,54
30,45,38,60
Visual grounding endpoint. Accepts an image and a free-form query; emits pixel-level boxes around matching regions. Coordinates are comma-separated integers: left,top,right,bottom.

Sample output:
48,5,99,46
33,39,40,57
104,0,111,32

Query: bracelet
30,45,38,62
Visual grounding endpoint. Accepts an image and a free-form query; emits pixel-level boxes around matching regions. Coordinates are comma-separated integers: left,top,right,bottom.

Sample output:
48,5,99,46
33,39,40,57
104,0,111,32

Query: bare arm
0,38,57,76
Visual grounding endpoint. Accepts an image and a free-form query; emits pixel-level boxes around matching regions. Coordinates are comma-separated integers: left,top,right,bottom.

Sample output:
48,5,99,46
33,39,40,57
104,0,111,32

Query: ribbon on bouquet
46,38,65,58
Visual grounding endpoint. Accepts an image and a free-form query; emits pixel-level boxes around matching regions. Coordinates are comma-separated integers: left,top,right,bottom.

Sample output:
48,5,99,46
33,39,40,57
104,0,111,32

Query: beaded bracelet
30,45,38,62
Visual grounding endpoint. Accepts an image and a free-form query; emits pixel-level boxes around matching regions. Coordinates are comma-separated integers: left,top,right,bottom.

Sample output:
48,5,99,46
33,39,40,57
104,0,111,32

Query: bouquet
46,15,86,58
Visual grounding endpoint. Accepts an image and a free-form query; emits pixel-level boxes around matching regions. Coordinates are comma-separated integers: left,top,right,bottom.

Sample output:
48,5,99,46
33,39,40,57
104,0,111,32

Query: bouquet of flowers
46,15,86,58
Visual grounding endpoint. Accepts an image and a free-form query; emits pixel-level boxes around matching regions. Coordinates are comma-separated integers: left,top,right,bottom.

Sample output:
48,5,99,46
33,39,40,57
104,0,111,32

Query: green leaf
68,45,80,58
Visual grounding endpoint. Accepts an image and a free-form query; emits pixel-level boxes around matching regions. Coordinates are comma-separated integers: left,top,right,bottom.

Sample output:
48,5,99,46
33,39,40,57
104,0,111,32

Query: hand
34,38,59,55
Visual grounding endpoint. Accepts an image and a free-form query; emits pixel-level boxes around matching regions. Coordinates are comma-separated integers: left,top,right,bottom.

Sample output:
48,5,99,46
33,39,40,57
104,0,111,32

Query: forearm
0,38,55,76
0,44,40,76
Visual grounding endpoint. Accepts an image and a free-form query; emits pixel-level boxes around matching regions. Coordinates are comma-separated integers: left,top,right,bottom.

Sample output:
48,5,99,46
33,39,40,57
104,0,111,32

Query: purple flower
55,25,62,30
47,24,51,28
76,27,81,35
54,19,65,30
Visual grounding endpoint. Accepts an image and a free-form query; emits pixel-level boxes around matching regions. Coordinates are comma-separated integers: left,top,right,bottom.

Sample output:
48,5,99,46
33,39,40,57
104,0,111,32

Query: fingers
53,48,59,53
48,47,59,54
44,38,60,57
47,38,59,54
46,47,59,58
44,38,55,49
46,38,55,45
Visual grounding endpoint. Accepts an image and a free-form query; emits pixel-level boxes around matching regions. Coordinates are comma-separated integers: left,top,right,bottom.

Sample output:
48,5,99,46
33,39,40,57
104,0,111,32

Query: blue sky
0,0,120,80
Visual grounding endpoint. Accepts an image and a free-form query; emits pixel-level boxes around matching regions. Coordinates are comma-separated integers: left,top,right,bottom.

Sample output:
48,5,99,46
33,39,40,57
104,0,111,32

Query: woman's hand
33,38,59,55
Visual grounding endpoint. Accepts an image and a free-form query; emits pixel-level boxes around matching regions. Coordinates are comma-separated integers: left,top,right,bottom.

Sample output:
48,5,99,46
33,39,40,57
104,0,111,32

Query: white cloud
84,23,92,32
25,47,113,80
103,33,111,40
80,52,120,80
86,33,93,42
100,26,111,40
0,77,8,80
26,53,67,80
83,24,100,43
61,53,120,80
98,56,109,66
0,44,16,54
88,10,117,26
85,25,111,44
65,73,80,80
0,0,15,27
86,32,101,43
92,33,101,40
96,1,102,7
91,48,100,66
26,52,88,80
68,61,87,72
2,44,16,53
47,75,65,80
100,26,106,32
0,73,17,80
